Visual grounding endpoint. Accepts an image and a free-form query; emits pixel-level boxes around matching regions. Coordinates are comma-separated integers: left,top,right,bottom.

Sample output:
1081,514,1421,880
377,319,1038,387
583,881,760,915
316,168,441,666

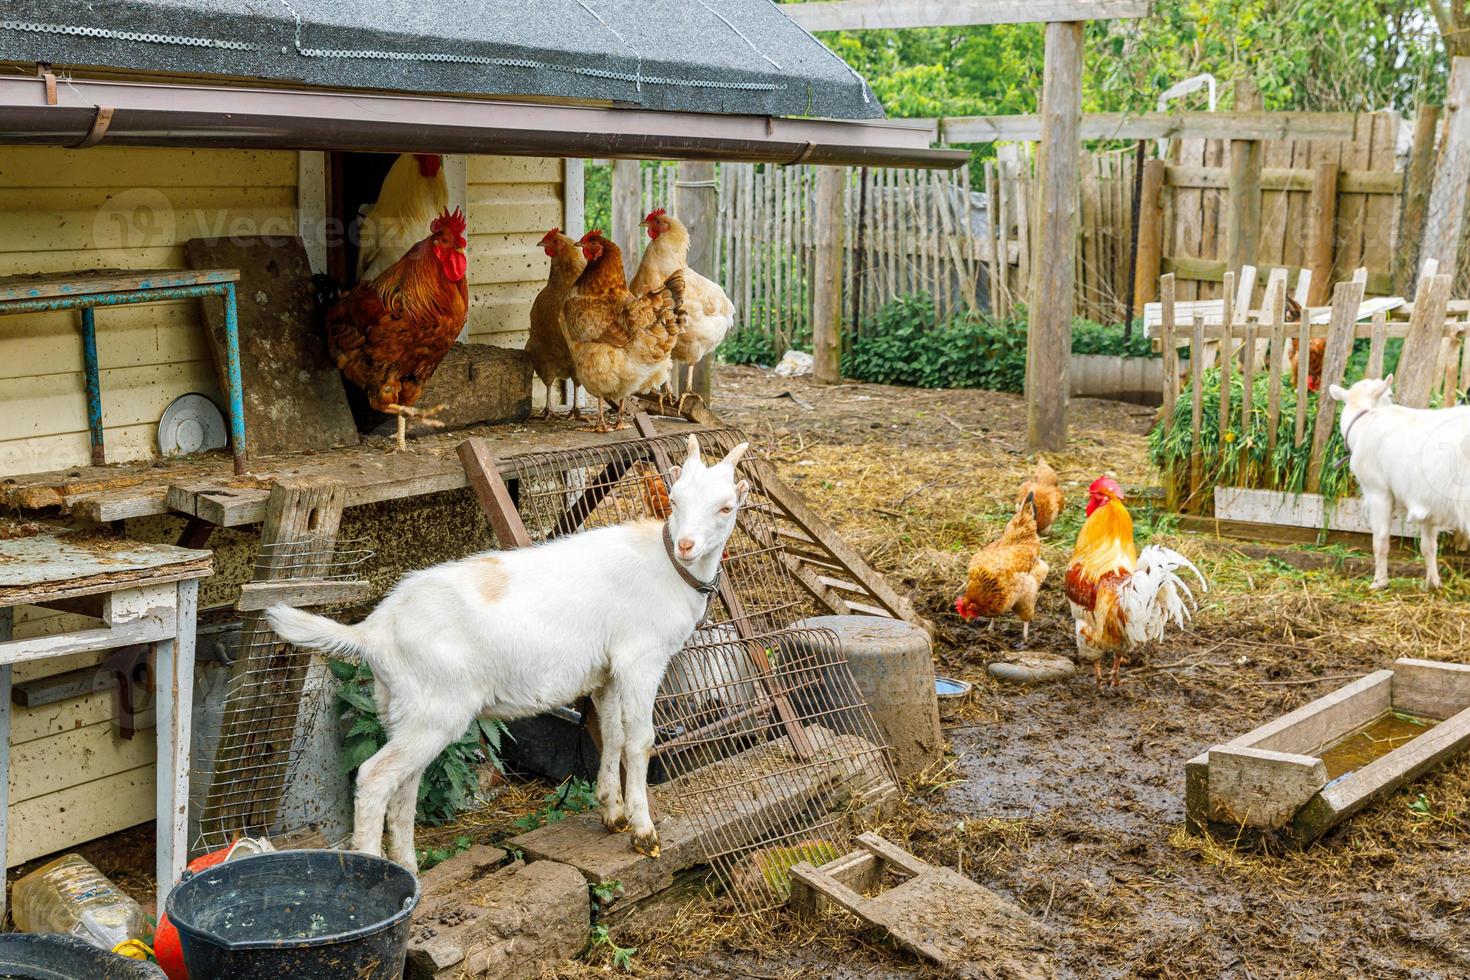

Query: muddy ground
617,365,1470,979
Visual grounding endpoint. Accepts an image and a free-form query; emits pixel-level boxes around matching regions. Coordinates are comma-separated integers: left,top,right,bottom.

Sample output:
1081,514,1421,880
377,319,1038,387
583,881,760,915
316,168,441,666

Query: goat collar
661,521,721,609
1343,407,1375,452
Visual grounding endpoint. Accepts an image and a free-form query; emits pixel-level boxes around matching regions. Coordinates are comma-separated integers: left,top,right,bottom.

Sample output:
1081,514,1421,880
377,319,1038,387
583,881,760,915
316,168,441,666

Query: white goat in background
268,435,750,871
1329,375,1470,590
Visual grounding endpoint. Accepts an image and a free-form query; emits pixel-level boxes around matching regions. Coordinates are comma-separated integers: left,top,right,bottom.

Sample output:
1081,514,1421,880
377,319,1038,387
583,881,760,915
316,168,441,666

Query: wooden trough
1186,658,1470,846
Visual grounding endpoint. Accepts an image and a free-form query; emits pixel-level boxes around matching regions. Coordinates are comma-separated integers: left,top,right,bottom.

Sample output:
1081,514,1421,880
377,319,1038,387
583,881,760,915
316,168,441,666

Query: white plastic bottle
10,854,146,952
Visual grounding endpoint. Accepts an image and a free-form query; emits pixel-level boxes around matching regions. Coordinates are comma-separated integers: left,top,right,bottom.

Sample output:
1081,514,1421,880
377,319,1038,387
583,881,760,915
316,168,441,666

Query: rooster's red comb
538,226,561,243
644,208,667,221
581,228,605,241
431,207,467,237
1088,476,1125,499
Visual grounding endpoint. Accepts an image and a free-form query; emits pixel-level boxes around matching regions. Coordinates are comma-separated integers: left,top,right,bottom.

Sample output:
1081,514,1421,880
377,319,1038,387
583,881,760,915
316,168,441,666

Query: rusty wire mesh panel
503,429,898,909
195,534,372,851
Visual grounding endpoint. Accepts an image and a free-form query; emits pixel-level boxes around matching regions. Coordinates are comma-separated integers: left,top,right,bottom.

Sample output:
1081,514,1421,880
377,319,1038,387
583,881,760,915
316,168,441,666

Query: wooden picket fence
1154,262,1470,510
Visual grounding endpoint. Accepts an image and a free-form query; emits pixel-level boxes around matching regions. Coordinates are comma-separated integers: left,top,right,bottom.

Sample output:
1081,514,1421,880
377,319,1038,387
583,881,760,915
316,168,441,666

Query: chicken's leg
384,403,446,452
1110,653,1124,688
1093,661,1104,687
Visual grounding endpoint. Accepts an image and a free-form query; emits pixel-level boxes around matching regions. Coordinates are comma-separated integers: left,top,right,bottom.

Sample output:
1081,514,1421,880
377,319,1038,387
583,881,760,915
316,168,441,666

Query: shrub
840,294,1157,392
718,329,782,366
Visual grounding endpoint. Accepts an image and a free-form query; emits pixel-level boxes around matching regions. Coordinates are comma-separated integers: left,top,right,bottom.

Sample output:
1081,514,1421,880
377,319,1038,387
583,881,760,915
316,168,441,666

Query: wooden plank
1188,314,1205,500
0,268,239,302
1367,310,1388,378
1026,22,1082,451
1218,272,1234,445
0,619,169,666
1214,486,1416,538
0,528,210,605
784,0,1148,31
1134,159,1166,312
1159,273,1177,423
1163,166,1400,195
1225,138,1262,279
1265,278,1286,457
1207,745,1328,830
235,578,373,612
1394,105,1440,294
1423,59,1470,274
199,477,347,842
7,764,156,869
458,439,534,549
943,111,1356,145
611,160,641,280
184,236,359,457
1305,278,1364,491
1160,256,1392,295
813,167,845,384
1304,164,1339,306
1396,273,1452,408
1393,658,1470,721
1239,670,1395,756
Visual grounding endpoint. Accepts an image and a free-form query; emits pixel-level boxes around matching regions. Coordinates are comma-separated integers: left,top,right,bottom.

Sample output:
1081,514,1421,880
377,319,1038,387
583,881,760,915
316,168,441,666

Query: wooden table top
0,524,212,607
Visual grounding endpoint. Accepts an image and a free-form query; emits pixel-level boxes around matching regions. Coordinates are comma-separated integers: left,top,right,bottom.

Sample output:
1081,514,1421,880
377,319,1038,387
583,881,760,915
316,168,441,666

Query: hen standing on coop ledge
325,208,469,451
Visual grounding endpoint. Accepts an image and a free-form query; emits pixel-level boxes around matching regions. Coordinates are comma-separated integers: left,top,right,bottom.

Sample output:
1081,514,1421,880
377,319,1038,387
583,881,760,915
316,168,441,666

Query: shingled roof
1,0,882,119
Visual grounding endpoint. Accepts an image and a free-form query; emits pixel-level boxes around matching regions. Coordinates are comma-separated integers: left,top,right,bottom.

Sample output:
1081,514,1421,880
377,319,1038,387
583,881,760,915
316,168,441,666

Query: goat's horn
684,434,701,464
722,442,749,468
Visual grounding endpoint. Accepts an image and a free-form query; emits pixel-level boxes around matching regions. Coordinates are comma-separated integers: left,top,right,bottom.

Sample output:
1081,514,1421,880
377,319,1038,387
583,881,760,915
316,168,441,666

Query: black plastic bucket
163,849,419,980
0,934,166,979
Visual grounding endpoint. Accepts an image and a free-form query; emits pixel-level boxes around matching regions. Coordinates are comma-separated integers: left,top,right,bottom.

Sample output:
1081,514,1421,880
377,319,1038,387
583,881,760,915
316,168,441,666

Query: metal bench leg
154,580,197,912
222,282,248,475
80,307,105,466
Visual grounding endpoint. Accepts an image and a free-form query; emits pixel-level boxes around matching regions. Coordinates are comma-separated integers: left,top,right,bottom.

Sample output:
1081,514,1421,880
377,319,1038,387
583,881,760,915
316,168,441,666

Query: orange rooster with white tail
1064,477,1206,687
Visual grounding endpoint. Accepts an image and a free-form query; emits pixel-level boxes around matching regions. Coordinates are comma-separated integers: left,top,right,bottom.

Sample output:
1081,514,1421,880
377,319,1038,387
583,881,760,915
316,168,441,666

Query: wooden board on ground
184,236,359,456
790,833,1052,979
406,849,589,980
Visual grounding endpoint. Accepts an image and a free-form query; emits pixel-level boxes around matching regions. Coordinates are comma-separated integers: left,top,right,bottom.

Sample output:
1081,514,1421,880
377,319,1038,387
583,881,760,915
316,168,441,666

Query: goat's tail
265,604,368,663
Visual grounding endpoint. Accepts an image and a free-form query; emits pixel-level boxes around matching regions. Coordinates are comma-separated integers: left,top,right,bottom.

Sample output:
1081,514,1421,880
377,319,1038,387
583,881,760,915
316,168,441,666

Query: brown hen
1016,456,1065,534
955,493,1049,643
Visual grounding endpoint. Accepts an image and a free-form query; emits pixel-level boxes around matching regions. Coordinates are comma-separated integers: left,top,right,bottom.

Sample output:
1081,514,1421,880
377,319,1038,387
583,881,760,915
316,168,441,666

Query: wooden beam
1159,256,1391,296
1421,58,1470,272
812,166,846,384
611,158,641,280
783,0,1149,31
1224,138,1262,278
458,439,534,548
1163,166,1399,195
1025,21,1083,452
675,160,719,403
1132,159,1166,311
1393,105,1440,294
1304,163,1339,305
235,578,373,612
1305,279,1364,492
941,110,1356,145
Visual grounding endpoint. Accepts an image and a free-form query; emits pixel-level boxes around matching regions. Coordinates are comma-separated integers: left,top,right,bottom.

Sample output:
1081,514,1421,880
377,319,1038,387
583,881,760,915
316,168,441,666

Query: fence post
1422,57,1470,275
675,160,719,402
1224,80,1263,284
1305,163,1339,304
1395,104,1441,294
1131,158,1166,315
612,158,642,280
813,166,846,384
1026,21,1083,452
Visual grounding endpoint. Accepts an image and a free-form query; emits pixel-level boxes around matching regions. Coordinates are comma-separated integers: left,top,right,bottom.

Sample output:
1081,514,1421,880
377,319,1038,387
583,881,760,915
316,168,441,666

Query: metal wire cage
194,533,372,851
503,427,898,909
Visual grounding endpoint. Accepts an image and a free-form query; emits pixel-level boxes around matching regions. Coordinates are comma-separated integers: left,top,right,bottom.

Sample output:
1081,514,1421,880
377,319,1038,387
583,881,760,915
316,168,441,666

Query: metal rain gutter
0,75,964,169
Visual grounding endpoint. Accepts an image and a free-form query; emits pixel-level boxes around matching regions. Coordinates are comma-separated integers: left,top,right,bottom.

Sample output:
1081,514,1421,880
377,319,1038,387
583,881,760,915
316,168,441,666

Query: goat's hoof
603,814,630,834
1371,579,1390,591
632,832,661,858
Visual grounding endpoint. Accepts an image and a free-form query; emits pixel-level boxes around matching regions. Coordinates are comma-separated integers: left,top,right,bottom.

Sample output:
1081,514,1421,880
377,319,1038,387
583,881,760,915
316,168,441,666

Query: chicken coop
0,0,958,925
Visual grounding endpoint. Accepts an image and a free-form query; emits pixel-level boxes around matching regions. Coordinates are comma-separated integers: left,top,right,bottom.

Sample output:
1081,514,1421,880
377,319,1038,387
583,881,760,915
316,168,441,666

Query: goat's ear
668,464,682,484
734,478,750,505
721,442,749,469
1327,383,1349,403
684,434,702,468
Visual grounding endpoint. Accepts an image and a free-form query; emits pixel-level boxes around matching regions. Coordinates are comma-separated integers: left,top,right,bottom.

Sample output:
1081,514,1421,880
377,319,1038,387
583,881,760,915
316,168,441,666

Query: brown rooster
326,207,469,450
527,228,586,420
1016,456,1065,535
955,493,1049,644
561,230,685,432
634,460,672,519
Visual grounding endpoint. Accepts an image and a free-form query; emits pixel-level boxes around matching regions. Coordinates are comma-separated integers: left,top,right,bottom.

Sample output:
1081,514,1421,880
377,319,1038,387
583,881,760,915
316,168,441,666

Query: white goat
1329,375,1470,590
267,435,750,872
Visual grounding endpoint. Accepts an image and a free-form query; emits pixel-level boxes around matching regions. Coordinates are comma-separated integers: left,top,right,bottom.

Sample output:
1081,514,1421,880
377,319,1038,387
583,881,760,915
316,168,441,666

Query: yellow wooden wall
0,146,566,866
464,155,565,407
0,147,298,478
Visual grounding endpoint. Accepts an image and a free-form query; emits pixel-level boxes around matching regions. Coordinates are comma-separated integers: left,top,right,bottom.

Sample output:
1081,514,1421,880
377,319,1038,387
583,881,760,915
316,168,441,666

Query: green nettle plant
331,660,508,825
840,294,1156,391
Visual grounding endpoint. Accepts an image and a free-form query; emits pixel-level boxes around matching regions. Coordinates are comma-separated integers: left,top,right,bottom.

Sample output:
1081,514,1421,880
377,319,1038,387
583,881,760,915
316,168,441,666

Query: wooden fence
1154,263,1470,511
612,109,1436,354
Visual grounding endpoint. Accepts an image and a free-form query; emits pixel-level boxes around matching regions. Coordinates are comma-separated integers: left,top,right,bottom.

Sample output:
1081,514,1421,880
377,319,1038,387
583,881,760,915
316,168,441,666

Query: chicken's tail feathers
1034,455,1059,485
1119,546,1207,645
265,604,368,664
1138,545,1207,596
